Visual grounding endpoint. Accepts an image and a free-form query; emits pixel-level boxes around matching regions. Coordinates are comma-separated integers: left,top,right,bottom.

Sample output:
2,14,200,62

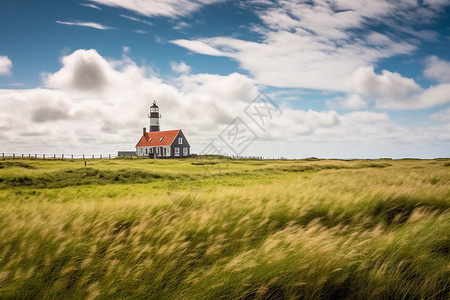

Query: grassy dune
0,158,449,299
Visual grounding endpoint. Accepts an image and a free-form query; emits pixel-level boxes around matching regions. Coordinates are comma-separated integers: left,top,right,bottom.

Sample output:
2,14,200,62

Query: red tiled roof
136,130,180,147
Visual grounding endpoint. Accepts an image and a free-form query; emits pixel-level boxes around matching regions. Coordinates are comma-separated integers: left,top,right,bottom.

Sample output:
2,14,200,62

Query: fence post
43,154,45,160
62,154,64,160
54,154,56,160
100,155,102,159
109,154,111,159
22,154,24,158
82,154,84,160
92,155,94,159
13,153,15,159
2,153,4,159
35,154,37,159
71,154,73,159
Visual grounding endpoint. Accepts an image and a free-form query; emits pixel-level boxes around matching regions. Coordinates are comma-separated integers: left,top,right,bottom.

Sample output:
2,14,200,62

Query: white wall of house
136,146,170,157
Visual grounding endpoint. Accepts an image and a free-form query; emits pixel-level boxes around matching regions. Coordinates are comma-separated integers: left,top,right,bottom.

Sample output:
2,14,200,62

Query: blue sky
0,0,450,158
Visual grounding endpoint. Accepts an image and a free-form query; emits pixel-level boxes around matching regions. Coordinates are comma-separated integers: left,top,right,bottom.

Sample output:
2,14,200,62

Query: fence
1,153,288,160
0,153,121,160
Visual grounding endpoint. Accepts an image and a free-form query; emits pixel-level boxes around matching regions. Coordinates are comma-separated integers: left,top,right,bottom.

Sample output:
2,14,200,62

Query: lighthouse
148,100,161,132
136,100,191,158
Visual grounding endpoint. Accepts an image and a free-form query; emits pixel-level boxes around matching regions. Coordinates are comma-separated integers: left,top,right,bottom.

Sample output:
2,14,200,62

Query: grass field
0,157,449,299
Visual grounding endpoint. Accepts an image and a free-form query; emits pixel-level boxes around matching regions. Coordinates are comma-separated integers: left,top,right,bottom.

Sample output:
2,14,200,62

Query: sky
0,0,450,159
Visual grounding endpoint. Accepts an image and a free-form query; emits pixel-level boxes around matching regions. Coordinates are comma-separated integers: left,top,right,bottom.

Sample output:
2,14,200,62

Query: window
145,148,148,155
160,137,164,142
183,148,188,156
178,138,182,144
164,148,167,156
174,147,180,156
148,137,152,142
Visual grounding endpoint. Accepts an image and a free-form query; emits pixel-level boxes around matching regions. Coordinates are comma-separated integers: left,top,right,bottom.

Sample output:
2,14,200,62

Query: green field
0,158,449,299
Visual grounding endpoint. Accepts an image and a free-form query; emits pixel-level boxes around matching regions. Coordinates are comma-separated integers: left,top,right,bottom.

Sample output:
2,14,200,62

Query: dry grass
0,158,449,299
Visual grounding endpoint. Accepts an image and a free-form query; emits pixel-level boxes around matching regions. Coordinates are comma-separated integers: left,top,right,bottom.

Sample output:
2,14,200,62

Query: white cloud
352,66,421,99
260,1,366,40
243,105,449,158
44,49,113,92
352,66,450,109
265,109,340,138
178,72,257,104
411,84,450,109
424,56,450,83
172,32,405,92
344,111,389,123
134,30,148,34
171,1,428,92
0,49,258,153
423,0,450,9
172,0,447,95
56,21,113,30
327,94,367,110
170,61,191,74
89,0,224,18
1,49,449,158
173,21,191,31
171,39,225,56
342,94,367,110
0,56,12,76
80,3,102,10
430,107,450,123
120,14,153,26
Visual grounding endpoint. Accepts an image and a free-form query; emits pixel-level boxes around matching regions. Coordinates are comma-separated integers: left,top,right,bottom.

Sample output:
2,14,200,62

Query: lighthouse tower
148,100,161,132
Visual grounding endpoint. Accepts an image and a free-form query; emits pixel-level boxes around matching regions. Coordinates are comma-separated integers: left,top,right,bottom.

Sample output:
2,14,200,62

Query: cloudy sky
1,0,450,158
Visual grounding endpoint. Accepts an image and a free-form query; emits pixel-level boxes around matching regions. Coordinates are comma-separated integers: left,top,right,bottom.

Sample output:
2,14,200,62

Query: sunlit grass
0,158,449,299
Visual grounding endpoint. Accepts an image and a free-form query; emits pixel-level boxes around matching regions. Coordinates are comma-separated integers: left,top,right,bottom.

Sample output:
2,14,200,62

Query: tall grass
0,158,449,299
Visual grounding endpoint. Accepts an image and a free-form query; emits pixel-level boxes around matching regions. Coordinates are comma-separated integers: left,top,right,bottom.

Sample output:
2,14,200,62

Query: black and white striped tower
148,100,161,132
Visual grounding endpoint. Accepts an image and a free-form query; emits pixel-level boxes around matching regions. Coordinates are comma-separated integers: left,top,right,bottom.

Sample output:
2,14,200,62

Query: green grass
0,158,449,299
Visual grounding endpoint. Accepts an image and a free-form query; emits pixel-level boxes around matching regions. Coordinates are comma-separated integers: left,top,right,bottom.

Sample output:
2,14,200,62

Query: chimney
143,127,147,136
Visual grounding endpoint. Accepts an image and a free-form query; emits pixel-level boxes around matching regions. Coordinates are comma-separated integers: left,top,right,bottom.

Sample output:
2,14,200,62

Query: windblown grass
0,158,448,299
0,168,180,189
